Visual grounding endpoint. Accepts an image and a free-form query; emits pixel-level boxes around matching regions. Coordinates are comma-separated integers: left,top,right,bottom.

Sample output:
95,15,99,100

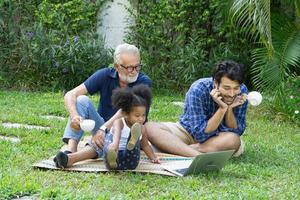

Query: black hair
111,84,152,114
212,60,244,84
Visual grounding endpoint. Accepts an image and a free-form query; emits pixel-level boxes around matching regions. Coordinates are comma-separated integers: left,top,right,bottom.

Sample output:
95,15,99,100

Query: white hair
114,43,140,65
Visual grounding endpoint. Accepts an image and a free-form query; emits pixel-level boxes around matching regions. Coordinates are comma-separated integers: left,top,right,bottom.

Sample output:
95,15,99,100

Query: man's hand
229,94,247,109
92,130,105,148
210,88,228,110
70,115,82,131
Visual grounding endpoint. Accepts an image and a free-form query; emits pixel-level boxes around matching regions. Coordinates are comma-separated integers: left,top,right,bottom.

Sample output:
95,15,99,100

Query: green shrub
127,0,254,90
0,0,111,91
14,23,112,90
35,0,106,36
274,76,300,125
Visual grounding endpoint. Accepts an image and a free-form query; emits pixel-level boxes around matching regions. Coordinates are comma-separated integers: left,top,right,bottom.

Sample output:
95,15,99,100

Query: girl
54,84,160,170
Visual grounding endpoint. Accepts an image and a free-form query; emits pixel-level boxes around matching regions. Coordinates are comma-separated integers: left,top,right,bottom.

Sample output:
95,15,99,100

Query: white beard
119,73,138,83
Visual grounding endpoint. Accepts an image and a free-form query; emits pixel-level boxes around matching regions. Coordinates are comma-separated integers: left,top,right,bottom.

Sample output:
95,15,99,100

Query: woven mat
33,137,192,176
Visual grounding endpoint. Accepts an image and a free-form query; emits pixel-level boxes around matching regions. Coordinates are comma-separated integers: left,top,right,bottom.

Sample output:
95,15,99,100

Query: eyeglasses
120,64,142,72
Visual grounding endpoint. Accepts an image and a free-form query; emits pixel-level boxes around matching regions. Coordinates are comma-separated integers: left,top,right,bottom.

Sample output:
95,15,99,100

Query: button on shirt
179,78,248,143
84,67,152,122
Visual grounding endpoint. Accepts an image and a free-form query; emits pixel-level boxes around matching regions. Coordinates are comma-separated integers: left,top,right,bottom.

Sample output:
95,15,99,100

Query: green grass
0,90,299,199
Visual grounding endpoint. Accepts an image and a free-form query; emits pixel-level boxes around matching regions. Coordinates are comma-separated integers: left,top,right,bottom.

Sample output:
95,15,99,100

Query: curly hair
111,84,152,114
212,60,244,84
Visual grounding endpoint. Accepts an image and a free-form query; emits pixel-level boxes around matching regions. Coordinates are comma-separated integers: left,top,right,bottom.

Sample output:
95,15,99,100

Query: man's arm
64,84,88,118
64,83,88,131
225,107,237,129
205,107,227,133
204,88,228,133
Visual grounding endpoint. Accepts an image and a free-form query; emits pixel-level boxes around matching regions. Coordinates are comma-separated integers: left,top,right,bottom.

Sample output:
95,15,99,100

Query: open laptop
163,150,235,176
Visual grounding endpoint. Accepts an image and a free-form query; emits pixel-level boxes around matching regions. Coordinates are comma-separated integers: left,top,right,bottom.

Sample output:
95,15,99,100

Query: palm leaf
230,0,273,50
296,0,300,18
251,14,300,91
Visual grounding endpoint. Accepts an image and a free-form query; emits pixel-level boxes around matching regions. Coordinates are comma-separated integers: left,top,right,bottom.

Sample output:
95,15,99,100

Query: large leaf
251,14,300,91
296,0,300,18
230,0,272,50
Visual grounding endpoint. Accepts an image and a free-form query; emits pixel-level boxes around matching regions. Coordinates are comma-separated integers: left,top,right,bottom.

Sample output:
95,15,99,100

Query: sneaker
54,151,69,168
127,123,142,151
53,150,72,163
233,140,245,157
105,147,118,169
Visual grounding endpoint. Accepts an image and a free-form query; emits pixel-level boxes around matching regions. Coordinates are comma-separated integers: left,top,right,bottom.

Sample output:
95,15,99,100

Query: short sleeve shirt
84,67,152,121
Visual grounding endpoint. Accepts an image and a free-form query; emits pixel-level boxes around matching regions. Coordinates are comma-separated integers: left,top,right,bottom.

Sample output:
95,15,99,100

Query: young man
146,60,248,157
61,43,152,153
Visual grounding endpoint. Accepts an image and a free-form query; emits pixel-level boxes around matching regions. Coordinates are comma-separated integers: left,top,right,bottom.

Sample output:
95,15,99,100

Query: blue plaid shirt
179,78,248,143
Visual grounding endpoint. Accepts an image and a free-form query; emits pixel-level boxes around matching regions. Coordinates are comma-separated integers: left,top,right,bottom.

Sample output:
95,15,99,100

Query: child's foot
127,123,141,151
105,146,118,169
54,151,69,168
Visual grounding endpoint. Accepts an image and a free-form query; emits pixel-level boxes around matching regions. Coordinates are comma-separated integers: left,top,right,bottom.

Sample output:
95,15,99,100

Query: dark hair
212,60,244,84
111,84,152,114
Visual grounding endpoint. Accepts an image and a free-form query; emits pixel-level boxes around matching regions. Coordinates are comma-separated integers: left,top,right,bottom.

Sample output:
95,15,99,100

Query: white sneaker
233,140,245,157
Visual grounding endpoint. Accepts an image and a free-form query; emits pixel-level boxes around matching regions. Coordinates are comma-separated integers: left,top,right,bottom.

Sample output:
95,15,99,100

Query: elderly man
146,60,248,157
61,43,151,153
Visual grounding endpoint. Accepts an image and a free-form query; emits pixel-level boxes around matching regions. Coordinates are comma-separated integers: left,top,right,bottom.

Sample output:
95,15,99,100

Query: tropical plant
229,0,300,94
0,0,111,91
127,0,254,90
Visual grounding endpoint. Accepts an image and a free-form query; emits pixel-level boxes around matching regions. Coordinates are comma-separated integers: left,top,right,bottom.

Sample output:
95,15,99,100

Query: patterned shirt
179,78,248,143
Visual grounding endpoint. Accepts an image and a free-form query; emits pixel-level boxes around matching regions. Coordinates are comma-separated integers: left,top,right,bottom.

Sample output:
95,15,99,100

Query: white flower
290,95,294,99
295,110,299,114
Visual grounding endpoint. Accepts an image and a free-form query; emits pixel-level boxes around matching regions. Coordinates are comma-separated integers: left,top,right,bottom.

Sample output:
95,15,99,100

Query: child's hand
151,157,161,164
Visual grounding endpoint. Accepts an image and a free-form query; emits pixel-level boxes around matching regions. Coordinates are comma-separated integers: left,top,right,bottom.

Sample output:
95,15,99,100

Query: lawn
0,90,299,199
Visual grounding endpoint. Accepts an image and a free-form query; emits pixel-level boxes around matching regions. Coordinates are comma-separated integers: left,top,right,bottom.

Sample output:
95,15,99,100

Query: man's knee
221,132,241,150
76,95,90,107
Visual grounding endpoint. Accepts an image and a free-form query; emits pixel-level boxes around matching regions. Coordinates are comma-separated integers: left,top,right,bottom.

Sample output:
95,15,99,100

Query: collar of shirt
108,68,118,79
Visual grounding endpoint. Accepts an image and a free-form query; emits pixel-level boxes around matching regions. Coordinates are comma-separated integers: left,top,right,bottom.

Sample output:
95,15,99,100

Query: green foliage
251,12,300,92
274,76,300,125
10,23,112,90
229,1,300,120
230,0,272,50
230,1,300,91
128,0,253,90
35,0,106,36
0,0,112,91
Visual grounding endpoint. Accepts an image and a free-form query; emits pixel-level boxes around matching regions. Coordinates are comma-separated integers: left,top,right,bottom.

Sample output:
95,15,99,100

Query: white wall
97,0,135,49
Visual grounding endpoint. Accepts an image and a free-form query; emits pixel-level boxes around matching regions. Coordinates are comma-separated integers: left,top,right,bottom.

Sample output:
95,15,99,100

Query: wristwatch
99,125,108,133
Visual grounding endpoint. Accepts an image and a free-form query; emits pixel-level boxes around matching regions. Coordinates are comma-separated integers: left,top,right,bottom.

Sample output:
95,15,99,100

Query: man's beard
119,73,138,83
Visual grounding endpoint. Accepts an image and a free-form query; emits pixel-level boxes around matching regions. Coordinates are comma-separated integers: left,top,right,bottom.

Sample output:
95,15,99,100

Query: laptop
163,150,235,176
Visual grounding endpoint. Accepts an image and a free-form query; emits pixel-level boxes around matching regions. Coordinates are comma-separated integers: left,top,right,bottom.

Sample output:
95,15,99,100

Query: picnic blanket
33,137,192,176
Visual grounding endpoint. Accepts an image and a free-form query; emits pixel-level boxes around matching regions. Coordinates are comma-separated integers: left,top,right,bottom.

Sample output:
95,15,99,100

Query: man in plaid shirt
146,60,248,157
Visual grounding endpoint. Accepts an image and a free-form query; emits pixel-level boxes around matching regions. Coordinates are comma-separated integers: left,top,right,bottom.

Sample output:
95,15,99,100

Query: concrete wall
97,0,135,49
